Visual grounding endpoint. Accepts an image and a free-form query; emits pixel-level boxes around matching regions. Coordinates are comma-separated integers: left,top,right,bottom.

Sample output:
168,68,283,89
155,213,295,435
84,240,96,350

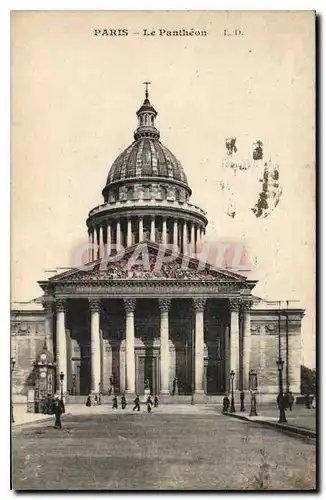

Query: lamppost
11,357,16,423
98,382,102,405
59,371,64,402
249,369,258,417
230,370,236,413
276,358,287,423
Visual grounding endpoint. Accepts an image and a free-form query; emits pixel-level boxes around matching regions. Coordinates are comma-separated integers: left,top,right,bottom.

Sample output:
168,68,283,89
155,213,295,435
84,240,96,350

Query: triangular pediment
47,241,248,283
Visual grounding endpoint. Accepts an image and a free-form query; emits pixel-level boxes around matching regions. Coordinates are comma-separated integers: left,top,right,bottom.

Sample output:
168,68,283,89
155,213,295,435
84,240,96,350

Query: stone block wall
11,310,47,398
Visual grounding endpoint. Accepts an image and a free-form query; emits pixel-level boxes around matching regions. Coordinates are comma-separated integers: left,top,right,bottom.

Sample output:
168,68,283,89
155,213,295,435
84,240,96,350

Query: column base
194,390,205,395
160,390,170,396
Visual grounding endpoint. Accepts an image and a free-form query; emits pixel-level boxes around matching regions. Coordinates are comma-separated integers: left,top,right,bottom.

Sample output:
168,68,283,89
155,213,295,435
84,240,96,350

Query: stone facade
10,89,304,403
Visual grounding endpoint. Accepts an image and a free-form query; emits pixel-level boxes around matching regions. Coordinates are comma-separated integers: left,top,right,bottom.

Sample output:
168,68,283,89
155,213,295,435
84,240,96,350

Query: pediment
49,241,247,283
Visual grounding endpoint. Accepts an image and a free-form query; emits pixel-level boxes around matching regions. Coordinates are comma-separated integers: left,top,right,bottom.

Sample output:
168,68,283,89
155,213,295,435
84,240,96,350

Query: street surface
12,405,316,490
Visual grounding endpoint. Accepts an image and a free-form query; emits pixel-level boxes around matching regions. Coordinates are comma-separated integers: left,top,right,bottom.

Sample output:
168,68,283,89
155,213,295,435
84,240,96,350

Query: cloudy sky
11,11,315,366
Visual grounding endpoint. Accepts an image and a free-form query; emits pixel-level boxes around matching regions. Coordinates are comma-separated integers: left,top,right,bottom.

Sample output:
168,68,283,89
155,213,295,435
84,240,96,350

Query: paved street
231,405,316,431
12,405,316,491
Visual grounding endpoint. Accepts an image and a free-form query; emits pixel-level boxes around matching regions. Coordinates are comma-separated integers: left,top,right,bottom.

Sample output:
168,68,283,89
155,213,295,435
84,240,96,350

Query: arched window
161,186,167,200
140,116,144,126
151,115,154,125
127,187,133,201
175,189,180,201
143,185,151,199
145,114,149,125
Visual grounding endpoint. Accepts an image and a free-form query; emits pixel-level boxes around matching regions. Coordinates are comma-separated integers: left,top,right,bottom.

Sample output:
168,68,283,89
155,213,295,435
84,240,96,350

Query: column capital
89,299,101,313
158,298,171,312
42,300,53,314
55,299,66,313
193,298,206,311
123,299,136,313
241,299,253,312
229,298,240,312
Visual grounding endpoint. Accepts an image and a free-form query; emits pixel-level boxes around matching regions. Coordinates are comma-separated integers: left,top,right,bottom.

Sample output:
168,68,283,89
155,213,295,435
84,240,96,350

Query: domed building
11,87,304,405
86,86,207,258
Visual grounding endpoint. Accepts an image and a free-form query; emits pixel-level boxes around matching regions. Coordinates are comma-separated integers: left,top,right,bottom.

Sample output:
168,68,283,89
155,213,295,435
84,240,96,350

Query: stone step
64,394,227,405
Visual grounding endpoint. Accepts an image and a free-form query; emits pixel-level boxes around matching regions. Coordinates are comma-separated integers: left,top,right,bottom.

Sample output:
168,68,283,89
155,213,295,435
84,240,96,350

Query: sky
11,11,315,367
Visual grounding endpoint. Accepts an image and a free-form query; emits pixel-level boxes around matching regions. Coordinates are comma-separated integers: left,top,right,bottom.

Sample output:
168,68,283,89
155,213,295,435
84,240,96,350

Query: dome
105,138,189,186
102,87,190,198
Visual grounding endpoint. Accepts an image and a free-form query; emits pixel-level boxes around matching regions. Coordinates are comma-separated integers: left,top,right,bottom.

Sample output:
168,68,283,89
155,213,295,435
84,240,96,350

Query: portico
40,248,255,398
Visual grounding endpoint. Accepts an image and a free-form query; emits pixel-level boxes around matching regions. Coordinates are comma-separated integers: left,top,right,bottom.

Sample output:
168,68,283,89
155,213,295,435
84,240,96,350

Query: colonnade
88,216,205,262
50,297,252,396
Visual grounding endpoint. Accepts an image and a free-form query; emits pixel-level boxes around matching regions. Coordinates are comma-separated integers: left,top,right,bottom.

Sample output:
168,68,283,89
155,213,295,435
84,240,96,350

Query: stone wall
11,310,47,399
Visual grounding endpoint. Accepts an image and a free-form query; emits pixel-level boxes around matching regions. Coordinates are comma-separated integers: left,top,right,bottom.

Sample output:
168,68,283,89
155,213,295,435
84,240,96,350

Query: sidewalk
226,405,316,438
12,404,56,427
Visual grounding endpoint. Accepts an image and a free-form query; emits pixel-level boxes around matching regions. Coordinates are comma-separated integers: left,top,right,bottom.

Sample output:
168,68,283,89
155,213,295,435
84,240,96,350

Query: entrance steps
64,394,226,405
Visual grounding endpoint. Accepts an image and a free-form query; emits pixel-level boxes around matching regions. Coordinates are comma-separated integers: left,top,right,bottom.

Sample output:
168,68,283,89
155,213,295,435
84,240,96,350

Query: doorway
136,351,159,395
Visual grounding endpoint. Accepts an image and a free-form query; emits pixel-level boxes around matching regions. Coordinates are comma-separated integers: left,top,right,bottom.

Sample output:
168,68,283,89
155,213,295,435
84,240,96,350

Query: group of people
112,394,159,412
277,391,295,411
85,393,159,412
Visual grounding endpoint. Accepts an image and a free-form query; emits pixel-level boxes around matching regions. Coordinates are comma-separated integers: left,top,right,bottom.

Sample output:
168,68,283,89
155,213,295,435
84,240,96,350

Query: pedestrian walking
94,395,98,406
52,397,64,429
133,395,140,412
172,377,178,396
109,375,114,395
146,395,153,413
154,395,159,408
222,395,230,413
288,391,294,411
240,391,245,412
112,396,118,409
121,394,127,409
86,394,91,407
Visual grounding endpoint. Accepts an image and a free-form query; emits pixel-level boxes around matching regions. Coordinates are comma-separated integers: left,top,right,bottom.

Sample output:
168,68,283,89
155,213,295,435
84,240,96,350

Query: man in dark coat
112,396,118,409
86,395,91,407
288,392,294,411
154,395,159,408
222,395,230,413
146,395,153,413
52,398,64,429
133,395,140,412
121,394,127,410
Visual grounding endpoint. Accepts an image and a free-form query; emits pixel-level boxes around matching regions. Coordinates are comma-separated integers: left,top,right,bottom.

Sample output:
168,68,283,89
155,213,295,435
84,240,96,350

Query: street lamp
98,382,102,405
230,370,236,413
276,358,287,423
59,371,64,402
11,358,16,423
249,369,258,417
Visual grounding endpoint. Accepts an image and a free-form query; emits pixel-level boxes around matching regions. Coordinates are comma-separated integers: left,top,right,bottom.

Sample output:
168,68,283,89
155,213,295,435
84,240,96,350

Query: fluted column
116,220,121,246
88,230,91,262
124,299,136,393
55,300,67,394
224,326,230,392
89,300,101,393
190,223,195,253
195,225,200,253
159,299,171,394
183,221,188,254
150,216,155,242
194,298,206,393
139,217,144,242
106,223,111,256
99,226,104,259
173,219,178,248
162,217,167,245
42,301,54,358
241,300,252,390
91,229,95,261
127,218,132,247
229,299,240,391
